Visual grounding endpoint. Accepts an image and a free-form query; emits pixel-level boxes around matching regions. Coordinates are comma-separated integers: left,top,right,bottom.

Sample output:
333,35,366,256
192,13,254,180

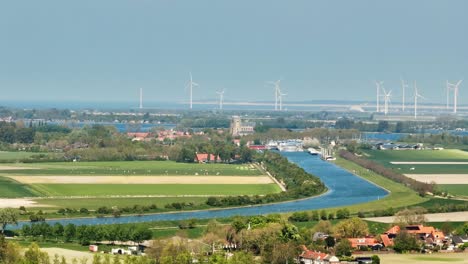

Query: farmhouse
195,153,222,163
298,247,339,264
347,237,383,250
380,225,446,248
127,132,152,141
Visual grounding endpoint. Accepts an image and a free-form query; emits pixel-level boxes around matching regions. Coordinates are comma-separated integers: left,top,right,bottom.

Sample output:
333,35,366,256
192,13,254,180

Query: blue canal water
12,152,388,229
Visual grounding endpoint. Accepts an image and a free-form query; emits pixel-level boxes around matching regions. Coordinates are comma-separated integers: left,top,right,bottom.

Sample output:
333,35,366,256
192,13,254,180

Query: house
381,225,446,248
195,153,222,163
298,247,339,264
127,132,151,141
347,237,383,250
452,235,468,248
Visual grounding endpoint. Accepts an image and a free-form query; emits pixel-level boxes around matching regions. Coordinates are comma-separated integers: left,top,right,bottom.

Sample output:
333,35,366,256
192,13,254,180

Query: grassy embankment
329,157,428,214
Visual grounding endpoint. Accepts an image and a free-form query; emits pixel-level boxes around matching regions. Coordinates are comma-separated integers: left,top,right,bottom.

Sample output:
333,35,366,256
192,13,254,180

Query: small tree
393,231,420,253
0,209,18,234
371,255,380,264
335,239,352,257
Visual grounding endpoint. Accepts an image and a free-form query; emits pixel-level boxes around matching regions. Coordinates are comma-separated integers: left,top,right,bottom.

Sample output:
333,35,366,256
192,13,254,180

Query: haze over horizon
1,0,467,105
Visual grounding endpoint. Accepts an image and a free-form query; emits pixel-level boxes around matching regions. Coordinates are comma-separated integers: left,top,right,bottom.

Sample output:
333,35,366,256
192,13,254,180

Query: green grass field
29,183,281,197
362,149,468,174
331,157,428,214
438,184,468,197
0,151,47,161
0,161,262,176
0,176,39,198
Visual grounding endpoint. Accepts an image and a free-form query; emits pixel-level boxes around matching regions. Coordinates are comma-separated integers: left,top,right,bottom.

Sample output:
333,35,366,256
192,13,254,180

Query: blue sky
0,0,467,104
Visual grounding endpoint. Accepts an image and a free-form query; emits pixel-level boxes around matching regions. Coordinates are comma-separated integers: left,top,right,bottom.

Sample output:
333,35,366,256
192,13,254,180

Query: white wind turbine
400,78,408,111
382,88,392,115
187,72,199,110
139,88,143,109
279,90,287,111
446,80,452,110
268,80,282,111
451,80,463,114
375,81,384,112
413,81,425,119
216,89,225,110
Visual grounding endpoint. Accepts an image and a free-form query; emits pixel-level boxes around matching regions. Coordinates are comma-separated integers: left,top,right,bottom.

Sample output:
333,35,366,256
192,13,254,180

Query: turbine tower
400,78,408,111
187,72,199,110
452,80,463,114
216,89,225,110
446,80,452,110
139,88,143,109
413,81,425,119
279,91,287,111
375,81,384,112
268,80,281,111
382,88,392,115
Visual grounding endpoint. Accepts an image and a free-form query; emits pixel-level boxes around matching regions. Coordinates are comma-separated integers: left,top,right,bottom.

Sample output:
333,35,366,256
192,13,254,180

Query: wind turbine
382,88,392,115
446,80,452,110
413,81,425,119
268,80,281,111
187,72,199,110
451,80,463,114
139,88,143,109
279,90,287,111
375,81,384,112
216,89,225,110
400,78,408,111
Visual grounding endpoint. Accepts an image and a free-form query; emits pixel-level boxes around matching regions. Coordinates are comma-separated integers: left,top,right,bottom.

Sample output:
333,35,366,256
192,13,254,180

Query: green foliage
393,231,421,253
335,239,352,257
0,208,18,234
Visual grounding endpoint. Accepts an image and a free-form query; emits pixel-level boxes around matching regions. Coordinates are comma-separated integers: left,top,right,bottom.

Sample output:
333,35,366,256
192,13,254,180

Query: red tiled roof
127,132,150,138
195,153,221,162
347,238,381,248
385,225,400,235
300,250,328,260
380,234,394,247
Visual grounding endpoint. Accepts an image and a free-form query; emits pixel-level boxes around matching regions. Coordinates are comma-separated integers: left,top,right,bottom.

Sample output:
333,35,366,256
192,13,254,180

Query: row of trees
339,150,434,195
21,222,152,246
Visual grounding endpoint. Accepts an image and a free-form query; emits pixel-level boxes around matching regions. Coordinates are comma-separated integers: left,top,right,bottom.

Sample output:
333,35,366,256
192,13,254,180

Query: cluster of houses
375,142,423,150
298,224,468,264
126,130,194,142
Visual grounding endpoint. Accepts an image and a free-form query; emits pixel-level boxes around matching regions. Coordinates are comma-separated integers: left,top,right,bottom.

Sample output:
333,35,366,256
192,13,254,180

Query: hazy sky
0,0,467,104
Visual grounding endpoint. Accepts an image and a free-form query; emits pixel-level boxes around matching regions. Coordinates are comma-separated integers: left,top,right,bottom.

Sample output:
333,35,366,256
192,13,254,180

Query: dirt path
404,174,468,184
7,175,274,184
365,211,468,223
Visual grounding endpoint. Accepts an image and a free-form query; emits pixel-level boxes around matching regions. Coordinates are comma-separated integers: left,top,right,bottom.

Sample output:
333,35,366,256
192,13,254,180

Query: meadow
439,184,468,198
0,176,39,198
0,160,262,176
0,151,46,161
362,149,468,174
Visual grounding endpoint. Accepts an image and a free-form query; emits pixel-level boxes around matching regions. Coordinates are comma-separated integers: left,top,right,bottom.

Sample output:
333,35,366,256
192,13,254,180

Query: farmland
0,160,281,210
363,149,468,174
0,151,47,161
362,149,468,196
0,161,263,176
